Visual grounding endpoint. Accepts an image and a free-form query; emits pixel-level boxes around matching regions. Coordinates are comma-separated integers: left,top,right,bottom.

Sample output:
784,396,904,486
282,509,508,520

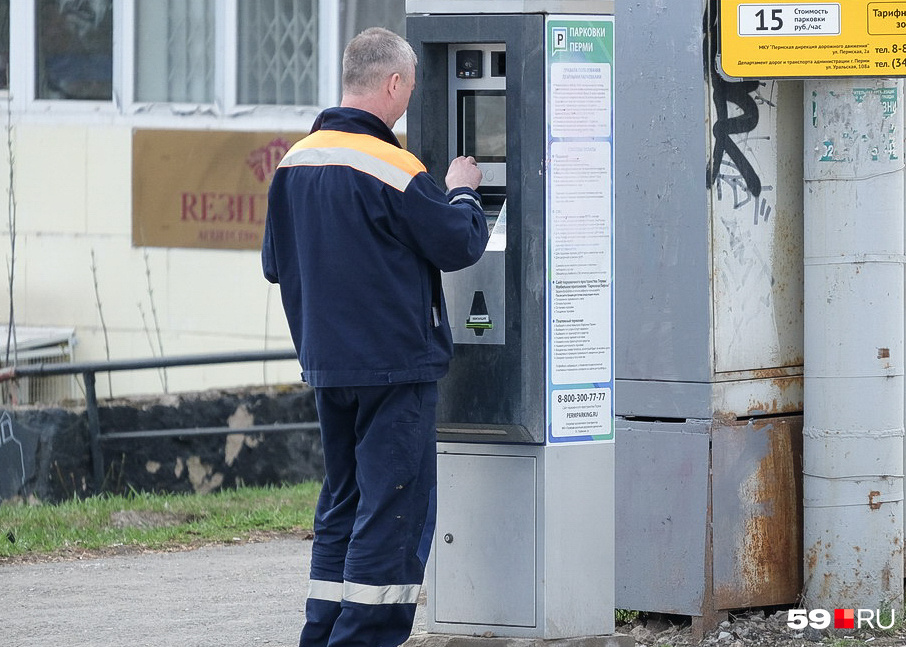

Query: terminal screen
458,90,506,163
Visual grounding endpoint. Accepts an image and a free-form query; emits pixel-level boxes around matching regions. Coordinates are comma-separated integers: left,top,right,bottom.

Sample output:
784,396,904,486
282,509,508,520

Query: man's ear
387,72,403,96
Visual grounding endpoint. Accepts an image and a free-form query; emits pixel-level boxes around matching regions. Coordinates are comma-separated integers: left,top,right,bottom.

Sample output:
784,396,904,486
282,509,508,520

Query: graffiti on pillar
0,411,26,497
702,0,802,374
715,159,775,225
704,0,774,224
709,78,763,198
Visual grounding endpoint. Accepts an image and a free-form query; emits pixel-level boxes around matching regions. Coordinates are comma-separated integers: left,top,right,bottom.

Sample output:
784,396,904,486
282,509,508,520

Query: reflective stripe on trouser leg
343,581,422,605
310,579,421,605
303,580,423,647
309,579,344,602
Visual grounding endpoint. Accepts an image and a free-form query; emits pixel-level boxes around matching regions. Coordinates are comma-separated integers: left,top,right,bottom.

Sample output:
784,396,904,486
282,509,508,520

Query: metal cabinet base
614,417,803,623
428,441,615,640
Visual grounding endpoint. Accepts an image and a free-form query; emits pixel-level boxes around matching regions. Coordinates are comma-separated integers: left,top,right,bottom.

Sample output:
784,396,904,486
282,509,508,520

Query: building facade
0,0,406,399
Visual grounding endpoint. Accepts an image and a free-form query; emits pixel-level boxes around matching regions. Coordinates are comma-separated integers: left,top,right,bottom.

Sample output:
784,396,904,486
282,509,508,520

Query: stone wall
0,385,323,503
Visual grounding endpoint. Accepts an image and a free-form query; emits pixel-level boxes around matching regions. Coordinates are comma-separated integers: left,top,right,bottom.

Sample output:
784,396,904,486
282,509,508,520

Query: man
262,27,487,647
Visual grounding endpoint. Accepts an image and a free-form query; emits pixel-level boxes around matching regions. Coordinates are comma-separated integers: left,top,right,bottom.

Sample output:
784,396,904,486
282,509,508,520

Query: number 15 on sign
737,3,841,36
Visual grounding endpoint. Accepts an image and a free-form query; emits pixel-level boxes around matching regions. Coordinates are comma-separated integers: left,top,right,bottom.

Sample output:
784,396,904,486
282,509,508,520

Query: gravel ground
621,608,906,647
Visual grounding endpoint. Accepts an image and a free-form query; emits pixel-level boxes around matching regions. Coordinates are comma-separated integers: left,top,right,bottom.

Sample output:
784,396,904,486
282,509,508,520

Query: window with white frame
12,0,408,118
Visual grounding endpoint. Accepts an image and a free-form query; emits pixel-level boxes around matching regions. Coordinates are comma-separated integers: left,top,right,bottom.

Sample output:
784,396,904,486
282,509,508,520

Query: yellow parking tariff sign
720,0,906,78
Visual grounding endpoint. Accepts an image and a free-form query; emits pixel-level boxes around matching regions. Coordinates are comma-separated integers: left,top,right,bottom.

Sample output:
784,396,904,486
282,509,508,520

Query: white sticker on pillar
546,16,615,445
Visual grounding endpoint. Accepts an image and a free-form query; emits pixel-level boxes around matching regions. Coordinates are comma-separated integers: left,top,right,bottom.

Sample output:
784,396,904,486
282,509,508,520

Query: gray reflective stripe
449,193,480,207
308,579,344,602
280,147,415,192
343,581,422,606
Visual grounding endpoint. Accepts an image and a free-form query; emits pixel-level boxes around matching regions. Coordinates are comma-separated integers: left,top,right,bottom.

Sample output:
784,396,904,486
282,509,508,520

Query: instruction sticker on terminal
720,0,906,78
550,388,612,441
545,16,615,445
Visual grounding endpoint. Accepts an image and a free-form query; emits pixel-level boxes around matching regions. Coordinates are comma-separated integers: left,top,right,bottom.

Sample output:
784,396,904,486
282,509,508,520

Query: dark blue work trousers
300,382,438,647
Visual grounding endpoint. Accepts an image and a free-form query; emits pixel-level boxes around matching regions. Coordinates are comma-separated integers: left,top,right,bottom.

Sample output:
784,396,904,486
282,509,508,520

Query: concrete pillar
803,78,905,609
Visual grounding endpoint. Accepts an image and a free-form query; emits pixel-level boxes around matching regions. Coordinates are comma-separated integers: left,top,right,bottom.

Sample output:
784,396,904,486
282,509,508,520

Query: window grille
13,345,76,405
0,328,76,406
238,0,319,106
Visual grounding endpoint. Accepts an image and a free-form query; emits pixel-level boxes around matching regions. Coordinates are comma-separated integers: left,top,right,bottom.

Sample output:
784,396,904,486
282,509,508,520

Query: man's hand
445,156,482,191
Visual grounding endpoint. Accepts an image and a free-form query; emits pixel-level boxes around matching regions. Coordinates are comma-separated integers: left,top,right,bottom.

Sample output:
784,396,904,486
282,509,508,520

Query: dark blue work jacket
262,107,488,387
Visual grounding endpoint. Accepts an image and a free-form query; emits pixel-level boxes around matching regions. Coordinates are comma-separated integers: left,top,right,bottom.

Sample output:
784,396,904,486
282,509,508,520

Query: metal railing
0,349,318,490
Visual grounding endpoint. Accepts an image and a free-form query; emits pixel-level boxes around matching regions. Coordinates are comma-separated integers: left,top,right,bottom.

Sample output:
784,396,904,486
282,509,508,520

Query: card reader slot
439,427,507,436
478,189,506,218
436,423,538,444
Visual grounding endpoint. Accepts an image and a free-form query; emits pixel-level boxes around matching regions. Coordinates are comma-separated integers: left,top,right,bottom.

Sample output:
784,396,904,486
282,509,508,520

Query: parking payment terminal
407,1,616,640
445,43,508,348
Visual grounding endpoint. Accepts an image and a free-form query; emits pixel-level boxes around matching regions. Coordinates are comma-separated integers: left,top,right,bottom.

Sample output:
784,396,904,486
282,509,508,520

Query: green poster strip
545,16,616,445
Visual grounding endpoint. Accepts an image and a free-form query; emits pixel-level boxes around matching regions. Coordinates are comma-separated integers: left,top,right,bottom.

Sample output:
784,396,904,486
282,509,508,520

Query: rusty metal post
803,78,905,609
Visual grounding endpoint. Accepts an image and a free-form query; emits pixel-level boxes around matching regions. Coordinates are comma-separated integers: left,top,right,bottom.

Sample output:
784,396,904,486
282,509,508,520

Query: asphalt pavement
1,537,430,647
1,538,631,647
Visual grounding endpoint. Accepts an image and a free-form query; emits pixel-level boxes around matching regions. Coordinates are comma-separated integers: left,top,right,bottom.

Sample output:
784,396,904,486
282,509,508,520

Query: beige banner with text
132,129,306,250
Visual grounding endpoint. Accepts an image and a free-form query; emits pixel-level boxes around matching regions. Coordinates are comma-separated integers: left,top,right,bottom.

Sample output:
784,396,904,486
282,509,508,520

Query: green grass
0,481,321,560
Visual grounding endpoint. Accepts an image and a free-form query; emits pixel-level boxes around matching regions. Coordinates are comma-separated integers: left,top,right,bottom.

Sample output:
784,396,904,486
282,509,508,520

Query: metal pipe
0,348,297,380
0,350,309,493
803,78,905,609
99,422,320,441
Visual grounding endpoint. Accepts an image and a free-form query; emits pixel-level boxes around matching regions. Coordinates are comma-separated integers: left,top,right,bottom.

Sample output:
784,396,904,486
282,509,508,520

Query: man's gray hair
342,27,417,95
